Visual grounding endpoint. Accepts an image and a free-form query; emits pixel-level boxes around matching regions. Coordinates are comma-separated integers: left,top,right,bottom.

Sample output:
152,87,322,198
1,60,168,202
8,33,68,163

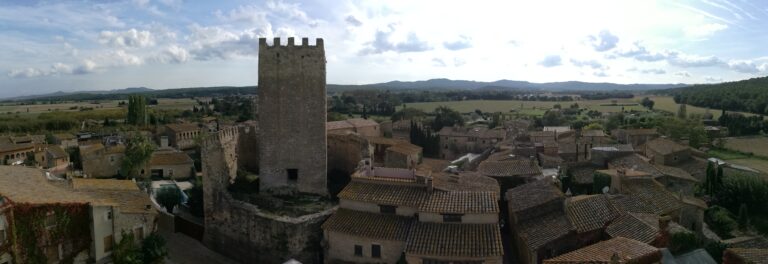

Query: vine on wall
10,202,91,264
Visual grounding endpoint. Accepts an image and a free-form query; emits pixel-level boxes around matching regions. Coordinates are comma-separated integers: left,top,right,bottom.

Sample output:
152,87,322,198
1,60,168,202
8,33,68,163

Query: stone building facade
258,37,327,195
80,143,125,178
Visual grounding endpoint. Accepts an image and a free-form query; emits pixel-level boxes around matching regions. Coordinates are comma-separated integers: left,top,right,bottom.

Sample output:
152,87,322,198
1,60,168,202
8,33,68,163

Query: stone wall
257,37,327,195
325,231,404,263
82,151,123,178
327,133,369,175
202,127,334,263
236,124,259,173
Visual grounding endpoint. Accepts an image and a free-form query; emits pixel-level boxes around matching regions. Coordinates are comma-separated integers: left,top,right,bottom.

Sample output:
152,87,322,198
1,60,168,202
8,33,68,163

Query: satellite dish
602,186,610,194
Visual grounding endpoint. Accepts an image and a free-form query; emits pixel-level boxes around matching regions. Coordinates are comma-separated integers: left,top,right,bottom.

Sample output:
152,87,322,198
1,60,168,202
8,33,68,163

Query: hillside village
1,38,768,264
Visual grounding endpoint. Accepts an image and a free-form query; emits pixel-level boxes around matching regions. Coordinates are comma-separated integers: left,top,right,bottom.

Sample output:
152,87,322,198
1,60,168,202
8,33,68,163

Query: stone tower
257,37,327,195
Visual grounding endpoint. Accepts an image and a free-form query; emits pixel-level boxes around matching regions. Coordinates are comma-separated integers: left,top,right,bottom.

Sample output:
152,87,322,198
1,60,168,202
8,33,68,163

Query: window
371,244,381,258
106,211,113,220
104,235,113,252
287,169,298,181
168,169,174,177
45,212,56,228
354,245,363,257
379,205,396,214
442,214,463,223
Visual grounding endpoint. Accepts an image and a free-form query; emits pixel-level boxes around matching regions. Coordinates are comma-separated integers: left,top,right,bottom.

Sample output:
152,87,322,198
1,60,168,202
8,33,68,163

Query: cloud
705,76,723,82
345,15,362,27
727,60,761,73
588,30,619,52
667,53,723,67
614,42,667,61
8,68,45,78
187,25,268,60
360,30,431,54
570,59,605,69
99,29,154,48
684,23,728,39
640,68,666,74
443,35,472,50
453,58,466,67
152,45,190,64
594,70,609,77
674,71,691,77
7,60,96,78
432,58,447,67
266,0,319,27
539,55,562,67
214,5,268,24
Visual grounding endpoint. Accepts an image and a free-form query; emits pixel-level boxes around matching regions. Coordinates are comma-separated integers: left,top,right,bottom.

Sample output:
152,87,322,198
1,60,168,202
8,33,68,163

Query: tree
121,133,155,179
705,162,715,196
113,230,142,264
391,108,426,121
583,123,603,131
126,95,148,126
677,103,687,119
141,232,168,264
431,106,464,131
186,182,204,217
737,203,749,230
640,97,655,110
156,187,181,213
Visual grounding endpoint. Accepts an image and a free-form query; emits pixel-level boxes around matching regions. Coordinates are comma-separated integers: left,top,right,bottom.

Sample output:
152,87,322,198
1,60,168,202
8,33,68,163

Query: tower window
287,169,298,181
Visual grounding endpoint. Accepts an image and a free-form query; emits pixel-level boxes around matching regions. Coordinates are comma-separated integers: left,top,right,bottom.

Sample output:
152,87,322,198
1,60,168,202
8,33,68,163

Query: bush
142,232,168,264
669,232,699,254
155,187,181,213
113,231,142,264
705,206,737,238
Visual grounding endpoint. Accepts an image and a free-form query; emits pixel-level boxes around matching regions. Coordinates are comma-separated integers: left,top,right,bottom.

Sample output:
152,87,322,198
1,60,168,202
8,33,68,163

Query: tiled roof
166,123,201,133
506,178,564,213
477,160,541,177
432,172,500,193
566,195,622,233
54,133,76,140
419,191,498,214
80,143,125,156
622,179,682,214
480,128,506,139
543,237,661,264
567,163,601,185
0,143,34,153
0,166,91,204
623,128,658,136
80,189,155,214
72,178,139,191
387,143,422,155
605,213,660,244
609,154,659,175
406,222,503,258
150,151,193,166
582,130,607,137
608,194,659,214
725,248,768,264
653,164,699,182
321,209,412,241
518,211,573,251
645,138,688,155
345,118,379,128
365,136,407,146
46,145,68,159
338,181,427,207
722,236,768,249
529,131,556,138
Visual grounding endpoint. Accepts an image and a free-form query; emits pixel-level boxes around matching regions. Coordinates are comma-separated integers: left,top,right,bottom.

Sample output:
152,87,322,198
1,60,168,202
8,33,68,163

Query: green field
724,136,768,157
0,98,199,116
399,95,744,118
709,136,768,174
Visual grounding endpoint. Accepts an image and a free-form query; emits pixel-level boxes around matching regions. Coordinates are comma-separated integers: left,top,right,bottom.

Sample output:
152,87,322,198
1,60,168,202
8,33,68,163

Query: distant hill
2,86,255,102
6,87,155,101
329,78,686,91
661,76,768,114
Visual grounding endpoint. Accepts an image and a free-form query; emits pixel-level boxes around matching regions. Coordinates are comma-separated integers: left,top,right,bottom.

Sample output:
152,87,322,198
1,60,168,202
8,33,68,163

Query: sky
1,0,768,98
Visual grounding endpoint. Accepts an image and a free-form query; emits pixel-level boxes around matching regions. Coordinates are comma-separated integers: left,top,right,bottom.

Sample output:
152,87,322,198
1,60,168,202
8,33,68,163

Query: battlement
203,126,240,148
259,37,323,49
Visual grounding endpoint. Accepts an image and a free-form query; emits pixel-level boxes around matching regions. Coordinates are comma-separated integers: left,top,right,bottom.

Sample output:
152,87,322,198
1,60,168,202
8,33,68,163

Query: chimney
656,215,672,248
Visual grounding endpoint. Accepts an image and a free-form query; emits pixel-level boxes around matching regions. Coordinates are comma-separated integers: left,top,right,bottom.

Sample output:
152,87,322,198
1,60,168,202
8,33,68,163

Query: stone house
0,166,156,264
391,119,413,141
326,118,381,138
612,128,659,147
438,126,506,160
144,150,195,180
53,133,78,149
323,162,503,263
580,129,609,144
43,145,70,175
642,138,691,166
385,143,422,169
529,131,557,144
164,123,203,150
477,158,543,193
0,143,33,165
542,237,661,264
80,143,125,178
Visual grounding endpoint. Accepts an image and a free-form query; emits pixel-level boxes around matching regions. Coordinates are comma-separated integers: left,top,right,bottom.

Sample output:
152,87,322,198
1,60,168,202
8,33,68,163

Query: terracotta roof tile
0,143,34,153
0,166,91,204
567,163,601,185
605,213,660,244
166,123,201,133
406,222,503,258
387,143,422,155
645,138,688,155
71,178,139,191
622,179,682,215
432,172,500,193
54,133,76,140
338,181,427,207
506,178,564,213
623,128,658,136
419,191,498,214
725,248,768,264
149,151,193,166
46,145,68,159
477,160,541,177
321,209,412,241
566,195,622,233
582,130,607,137
543,237,661,264
518,211,573,251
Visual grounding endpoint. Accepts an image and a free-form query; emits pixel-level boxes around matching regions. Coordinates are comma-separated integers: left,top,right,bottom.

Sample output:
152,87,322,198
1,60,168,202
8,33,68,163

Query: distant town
2,36,768,264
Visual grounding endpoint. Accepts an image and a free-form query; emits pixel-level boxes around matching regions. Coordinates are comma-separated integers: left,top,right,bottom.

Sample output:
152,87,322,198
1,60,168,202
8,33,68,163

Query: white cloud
266,0,319,27
99,29,154,48
640,68,666,75
8,68,45,78
570,59,605,70
359,29,431,54
727,60,761,73
539,55,562,67
345,15,362,27
683,23,728,39
588,30,619,52
443,35,472,50
674,71,691,77
214,5,268,24
705,76,723,82
154,45,190,64
432,58,447,67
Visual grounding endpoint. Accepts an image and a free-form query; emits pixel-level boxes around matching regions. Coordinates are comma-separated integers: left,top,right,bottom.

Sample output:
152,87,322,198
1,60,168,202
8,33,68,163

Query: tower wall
257,37,327,195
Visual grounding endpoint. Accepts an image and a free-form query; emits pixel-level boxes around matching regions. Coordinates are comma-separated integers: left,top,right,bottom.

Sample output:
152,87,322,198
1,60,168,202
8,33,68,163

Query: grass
0,98,198,116
708,148,754,160
724,136,768,157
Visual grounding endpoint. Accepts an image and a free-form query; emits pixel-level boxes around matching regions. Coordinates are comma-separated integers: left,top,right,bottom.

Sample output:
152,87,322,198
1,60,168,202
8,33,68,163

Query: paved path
159,230,239,264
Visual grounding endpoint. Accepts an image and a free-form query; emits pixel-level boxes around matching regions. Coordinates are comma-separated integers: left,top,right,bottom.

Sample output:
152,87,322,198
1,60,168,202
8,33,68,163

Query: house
542,237,662,264
565,194,623,244
612,128,659,147
477,158,543,193
43,145,70,176
723,248,768,264
643,138,691,166
580,129,609,144
0,143,34,165
144,150,195,180
326,118,381,137
0,166,156,263
391,119,414,141
53,133,78,149
384,144,422,169
164,123,202,150
438,126,506,160
322,161,503,264
529,131,557,143
80,143,125,178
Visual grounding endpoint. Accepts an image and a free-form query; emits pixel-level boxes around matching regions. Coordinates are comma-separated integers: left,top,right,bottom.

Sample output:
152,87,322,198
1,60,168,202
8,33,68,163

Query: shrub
705,206,737,238
155,187,181,213
142,232,168,264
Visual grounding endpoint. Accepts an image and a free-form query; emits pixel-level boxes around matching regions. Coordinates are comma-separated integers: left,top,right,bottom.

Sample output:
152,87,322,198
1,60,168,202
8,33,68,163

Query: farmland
0,98,199,116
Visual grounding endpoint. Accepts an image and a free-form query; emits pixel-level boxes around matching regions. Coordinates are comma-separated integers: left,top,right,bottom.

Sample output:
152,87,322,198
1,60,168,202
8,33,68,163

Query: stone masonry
258,37,327,195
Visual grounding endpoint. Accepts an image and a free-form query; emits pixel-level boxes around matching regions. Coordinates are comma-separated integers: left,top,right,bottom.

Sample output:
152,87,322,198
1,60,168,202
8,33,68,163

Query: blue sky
1,0,767,98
